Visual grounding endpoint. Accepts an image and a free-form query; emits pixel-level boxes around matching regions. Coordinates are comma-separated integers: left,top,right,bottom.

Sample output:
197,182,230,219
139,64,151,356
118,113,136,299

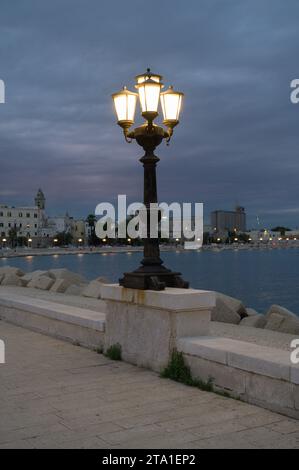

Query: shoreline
1,241,299,259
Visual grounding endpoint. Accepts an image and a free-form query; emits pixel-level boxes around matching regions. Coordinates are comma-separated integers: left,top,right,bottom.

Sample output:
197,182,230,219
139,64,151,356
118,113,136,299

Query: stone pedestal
101,284,215,372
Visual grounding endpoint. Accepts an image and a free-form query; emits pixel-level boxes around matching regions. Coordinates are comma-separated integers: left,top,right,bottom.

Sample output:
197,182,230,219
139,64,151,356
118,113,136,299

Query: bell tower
35,188,45,210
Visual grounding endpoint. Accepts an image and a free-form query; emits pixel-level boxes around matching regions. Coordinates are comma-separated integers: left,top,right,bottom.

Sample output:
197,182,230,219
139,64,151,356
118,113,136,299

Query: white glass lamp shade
112,87,138,128
160,86,184,125
137,79,162,114
135,69,163,119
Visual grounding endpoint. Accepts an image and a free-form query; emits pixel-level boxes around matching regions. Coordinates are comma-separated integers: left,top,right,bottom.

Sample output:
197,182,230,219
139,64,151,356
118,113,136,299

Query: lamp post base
119,265,189,291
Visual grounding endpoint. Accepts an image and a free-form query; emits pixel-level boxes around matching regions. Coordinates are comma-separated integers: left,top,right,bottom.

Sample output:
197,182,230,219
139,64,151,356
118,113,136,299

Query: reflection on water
1,249,299,315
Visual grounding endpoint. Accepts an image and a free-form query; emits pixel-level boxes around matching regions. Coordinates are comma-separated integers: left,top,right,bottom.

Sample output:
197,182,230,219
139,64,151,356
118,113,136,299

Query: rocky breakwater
0,266,108,300
211,291,299,335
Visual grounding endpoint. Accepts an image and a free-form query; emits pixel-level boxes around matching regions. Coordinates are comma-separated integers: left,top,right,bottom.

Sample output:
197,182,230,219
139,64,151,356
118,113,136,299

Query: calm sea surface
1,248,299,315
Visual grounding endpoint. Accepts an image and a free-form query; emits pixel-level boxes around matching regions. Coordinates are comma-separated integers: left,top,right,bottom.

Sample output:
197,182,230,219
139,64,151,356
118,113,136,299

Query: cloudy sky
0,0,298,228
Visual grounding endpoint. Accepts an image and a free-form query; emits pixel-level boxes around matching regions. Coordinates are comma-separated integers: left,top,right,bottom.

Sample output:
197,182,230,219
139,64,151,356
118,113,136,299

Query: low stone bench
178,336,299,419
0,292,105,350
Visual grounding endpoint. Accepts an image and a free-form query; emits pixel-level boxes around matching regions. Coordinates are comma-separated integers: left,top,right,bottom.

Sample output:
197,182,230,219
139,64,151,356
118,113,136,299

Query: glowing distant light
234,238,238,241
278,237,282,241
2,238,6,242
127,238,131,242
78,238,83,243
269,238,273,241
53,238,58,243
28,238,32,242
102,238,107,242
294,237,297,240
248,238,252,241
217,238,221,242
259,238,263,241
286,238,289,241
176,238,179,242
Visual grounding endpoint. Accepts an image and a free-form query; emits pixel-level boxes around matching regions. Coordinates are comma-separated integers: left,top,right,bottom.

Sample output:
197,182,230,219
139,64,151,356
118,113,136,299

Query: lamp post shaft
119,126,189,290
141,149,162,267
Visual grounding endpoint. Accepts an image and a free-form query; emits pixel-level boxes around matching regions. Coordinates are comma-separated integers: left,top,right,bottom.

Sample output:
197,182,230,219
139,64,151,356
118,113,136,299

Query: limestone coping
0,293,105,332
101,284,215,312
178,336,299,384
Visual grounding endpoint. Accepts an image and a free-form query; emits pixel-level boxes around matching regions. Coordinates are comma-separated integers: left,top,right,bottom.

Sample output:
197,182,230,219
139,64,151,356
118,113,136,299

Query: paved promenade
0,321,299,449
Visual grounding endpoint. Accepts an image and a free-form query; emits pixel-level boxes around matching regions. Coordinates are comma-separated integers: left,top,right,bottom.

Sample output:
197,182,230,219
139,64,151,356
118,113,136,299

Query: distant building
47,214,89,244
211,206,246,234
34,188,46,210
47,212,73,235
0,190,89,247
70,219,88,244
0,189,47,243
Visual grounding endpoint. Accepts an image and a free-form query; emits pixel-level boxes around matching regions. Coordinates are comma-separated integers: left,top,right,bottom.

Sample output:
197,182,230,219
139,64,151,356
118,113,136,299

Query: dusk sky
0,0,299,228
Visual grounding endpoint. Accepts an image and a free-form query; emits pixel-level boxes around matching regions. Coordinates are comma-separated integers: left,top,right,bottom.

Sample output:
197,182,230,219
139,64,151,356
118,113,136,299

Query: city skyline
1,188,298,231
0,1,299,227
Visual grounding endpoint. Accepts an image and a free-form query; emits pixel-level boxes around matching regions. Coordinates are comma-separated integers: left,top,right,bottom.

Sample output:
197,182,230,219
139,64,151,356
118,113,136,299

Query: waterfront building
245,230,280,242
0,189,47,245
211,206,246,234
0,191,89,248
47,212,73,235
70,219,88,244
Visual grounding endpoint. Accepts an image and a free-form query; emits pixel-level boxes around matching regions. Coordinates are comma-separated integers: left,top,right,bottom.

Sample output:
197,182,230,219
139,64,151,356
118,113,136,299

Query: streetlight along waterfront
112,69,189,290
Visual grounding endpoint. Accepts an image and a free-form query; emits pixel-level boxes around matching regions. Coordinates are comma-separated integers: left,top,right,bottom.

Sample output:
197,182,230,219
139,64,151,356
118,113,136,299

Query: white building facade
0,204,41,239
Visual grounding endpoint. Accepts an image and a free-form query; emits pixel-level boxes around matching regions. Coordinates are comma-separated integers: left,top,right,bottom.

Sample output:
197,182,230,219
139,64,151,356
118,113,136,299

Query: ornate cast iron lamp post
112,69,189,291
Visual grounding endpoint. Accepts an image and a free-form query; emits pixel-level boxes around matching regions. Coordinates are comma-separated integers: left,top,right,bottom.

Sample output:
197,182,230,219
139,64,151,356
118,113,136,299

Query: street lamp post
112,69,189,291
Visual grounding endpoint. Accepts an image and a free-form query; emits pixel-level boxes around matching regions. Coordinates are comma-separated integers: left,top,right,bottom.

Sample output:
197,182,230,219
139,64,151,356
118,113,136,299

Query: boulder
64,283,87,296
264,312,285,331
50,278,73,293
246,308,259,317
0,266,24,277
278,318,299,335
211,292,245,324
28,275,55,291
48,269,85,285
264,306,299,335
94,276,109,284
265,304,298,321
240,314,266,328
20,277,29,287
82,280,103,299
1,273,25,287
21,270,54,283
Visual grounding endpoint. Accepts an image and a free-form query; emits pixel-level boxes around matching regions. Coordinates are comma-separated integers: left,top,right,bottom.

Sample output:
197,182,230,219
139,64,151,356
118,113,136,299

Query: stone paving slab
0,321,299,449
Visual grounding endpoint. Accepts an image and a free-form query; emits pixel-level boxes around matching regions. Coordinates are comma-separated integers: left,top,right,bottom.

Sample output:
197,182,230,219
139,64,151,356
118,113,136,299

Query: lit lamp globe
135,69,163,123
160,86,184,136
112,86,138,136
